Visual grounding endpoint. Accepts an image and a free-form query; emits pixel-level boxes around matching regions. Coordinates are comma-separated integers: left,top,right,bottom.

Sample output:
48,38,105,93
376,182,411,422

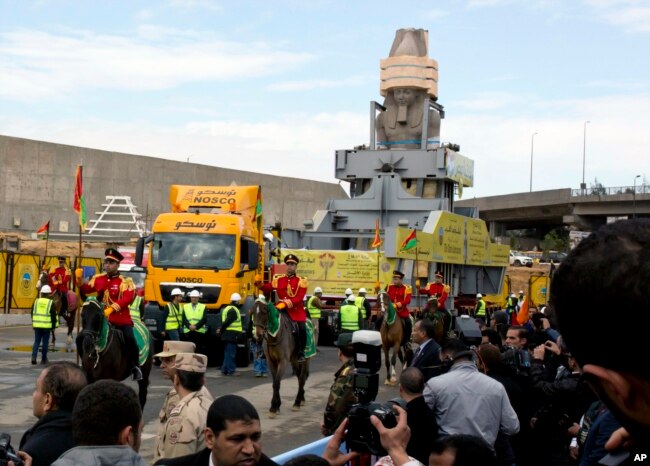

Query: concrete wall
0,135,347,237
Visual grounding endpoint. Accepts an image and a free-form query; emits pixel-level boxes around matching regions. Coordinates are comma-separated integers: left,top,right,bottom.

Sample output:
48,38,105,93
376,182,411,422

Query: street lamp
581,121,590,191
633,174,641,218
530,132,538,192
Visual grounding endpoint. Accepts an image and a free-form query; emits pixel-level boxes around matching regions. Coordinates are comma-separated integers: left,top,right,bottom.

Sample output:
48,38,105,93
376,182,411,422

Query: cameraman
320,333,357,436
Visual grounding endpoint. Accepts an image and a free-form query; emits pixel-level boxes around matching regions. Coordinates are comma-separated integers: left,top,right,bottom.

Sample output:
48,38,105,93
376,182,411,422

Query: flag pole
75,164,84,364
43,222,50,262
413,228,421,316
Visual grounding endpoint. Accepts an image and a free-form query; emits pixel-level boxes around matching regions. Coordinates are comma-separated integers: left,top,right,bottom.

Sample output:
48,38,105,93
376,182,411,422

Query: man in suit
398,367,438,464
154,394,279,466
410,319,442,381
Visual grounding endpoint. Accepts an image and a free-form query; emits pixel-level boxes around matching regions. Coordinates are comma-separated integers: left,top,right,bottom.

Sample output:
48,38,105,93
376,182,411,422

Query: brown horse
376,292,405,386
251,299,309,417
77,299,152,408
421,297,450,345
37,270,77,348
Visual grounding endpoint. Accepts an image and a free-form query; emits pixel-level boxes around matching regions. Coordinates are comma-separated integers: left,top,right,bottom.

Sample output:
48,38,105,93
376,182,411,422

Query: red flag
73,166,87,229
516,297,530,325
371,218,382,249
36,220,50,235
399,228,417,252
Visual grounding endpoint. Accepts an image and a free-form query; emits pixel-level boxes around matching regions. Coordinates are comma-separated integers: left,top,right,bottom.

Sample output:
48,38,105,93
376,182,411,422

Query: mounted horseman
256,254,309,362
421,270,453,338
78,248,143,381
384,270,413,350
48,256,71,318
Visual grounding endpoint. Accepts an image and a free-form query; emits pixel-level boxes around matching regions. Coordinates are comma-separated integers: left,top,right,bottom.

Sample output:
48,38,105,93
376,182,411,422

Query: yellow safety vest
475,299,487,316
307,295,321,319
32,298,54,329
165,302,182,330
183,303,207,333
354,296,367,319
340,304,360,331
129,295,143,322
221,305,242,333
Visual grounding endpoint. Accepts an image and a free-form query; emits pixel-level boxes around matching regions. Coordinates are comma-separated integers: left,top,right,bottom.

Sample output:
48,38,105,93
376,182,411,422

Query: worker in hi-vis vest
339,294,362,333
354,287,372,329
182,289,207,354
162,288,184,341
217,293,243,376
307,287,323,346
31,285,58,365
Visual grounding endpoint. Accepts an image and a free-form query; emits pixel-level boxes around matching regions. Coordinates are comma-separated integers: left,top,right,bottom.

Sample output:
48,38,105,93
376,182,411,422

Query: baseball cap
334,333,354,347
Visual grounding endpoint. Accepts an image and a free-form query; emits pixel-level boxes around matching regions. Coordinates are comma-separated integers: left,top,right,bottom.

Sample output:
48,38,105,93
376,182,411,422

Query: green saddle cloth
96,313,150,366
267,302,316,360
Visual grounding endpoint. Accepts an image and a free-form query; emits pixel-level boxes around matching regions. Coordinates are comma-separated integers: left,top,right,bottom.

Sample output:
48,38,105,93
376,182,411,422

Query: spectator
423,339,519,450
155,353,213,462
52,379,145,465
19,362,87,466
399,367,438,464
154,394,279,466
550,219,650,462
410,319,442,381
320,333,357,436
481,328,503,351
249,294,269,377
430,435,498,466
504,326,528,350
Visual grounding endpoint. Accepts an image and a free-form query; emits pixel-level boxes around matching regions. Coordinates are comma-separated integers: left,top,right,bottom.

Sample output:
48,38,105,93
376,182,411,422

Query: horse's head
251,300,268,340
81,298,105,333
425,296,439,312
376,291,390,316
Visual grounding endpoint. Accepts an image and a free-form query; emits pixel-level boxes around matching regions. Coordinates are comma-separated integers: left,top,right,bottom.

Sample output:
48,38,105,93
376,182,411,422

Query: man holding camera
321,333,357,436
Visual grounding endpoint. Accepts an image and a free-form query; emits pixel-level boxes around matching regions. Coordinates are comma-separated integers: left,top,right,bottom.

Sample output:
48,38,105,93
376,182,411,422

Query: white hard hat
314,287,323,294
359,287,367,294
476,293,483,298
188,290,201,298
510,293,516,298
345,288,353,295
40,285,52,294
347,294,356,302
230,292,242,302
258,294,266,300
519,290,524,294
171,288,183,297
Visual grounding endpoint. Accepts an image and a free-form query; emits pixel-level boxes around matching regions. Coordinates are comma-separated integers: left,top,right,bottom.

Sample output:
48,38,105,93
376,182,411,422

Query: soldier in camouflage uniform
154,353,213,462
321,333,358,436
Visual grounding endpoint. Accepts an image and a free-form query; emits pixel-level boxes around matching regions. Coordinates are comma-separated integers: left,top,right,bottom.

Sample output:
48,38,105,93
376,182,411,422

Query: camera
501,345,531,375
0,433,24,466
345,330,398,456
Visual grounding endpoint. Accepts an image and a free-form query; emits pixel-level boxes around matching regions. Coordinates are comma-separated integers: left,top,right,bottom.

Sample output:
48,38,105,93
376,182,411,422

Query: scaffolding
86,196,148,238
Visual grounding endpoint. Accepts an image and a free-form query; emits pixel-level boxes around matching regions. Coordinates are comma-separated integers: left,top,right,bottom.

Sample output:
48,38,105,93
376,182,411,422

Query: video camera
501,346,531,376
0,433,23,466
345,330,398,456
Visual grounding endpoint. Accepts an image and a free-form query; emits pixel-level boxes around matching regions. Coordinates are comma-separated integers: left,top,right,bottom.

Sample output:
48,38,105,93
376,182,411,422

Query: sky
1,0,649,198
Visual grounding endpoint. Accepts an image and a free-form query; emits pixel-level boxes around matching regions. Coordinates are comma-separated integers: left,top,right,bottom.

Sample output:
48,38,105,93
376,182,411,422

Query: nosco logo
176,277,203,283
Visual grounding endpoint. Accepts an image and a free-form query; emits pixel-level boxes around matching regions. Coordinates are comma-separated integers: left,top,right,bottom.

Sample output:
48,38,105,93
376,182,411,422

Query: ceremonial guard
421,270,452,335
49,256,71,315
257,254,309,362
79,248,141,380
386,270,413,342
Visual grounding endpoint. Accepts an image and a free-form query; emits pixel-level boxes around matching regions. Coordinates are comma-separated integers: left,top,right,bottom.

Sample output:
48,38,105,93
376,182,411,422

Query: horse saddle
97,319,150,366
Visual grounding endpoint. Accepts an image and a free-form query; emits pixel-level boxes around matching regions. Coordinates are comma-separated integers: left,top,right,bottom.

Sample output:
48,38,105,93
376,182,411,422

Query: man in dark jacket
19,362,87,466
410,319,442,381
398,367,438,464
155,394,279,466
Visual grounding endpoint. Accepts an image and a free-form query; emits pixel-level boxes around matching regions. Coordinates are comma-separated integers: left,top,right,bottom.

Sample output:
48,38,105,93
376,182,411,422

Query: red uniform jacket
80,273,135,326
49,266,71,294
422,282,450,309
260,274,308,322
387,284,411,318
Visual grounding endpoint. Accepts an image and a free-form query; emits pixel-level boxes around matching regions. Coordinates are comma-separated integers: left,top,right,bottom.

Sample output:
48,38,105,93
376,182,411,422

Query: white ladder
86,196,148,238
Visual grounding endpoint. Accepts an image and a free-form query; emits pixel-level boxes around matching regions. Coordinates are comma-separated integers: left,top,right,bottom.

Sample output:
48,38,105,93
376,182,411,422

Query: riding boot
296,321,307,363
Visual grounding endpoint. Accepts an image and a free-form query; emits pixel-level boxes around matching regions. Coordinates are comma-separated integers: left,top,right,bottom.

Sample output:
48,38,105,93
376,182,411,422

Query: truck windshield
151,233,236,270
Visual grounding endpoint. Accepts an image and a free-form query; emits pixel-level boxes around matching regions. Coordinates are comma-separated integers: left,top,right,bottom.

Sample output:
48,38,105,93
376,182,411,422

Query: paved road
0,325,401,463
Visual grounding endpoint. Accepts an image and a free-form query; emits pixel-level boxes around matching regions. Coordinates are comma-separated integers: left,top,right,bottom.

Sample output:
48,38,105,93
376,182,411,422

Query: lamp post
530,132,538,192
633,174,641,218
581,121,590,191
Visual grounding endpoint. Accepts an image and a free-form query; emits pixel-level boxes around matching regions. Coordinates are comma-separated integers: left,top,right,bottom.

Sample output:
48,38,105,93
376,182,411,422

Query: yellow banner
466,218,490,266
284,249,396,295
11,254,40,308
488,243,510,267
0,252,7,308
429,211,465,264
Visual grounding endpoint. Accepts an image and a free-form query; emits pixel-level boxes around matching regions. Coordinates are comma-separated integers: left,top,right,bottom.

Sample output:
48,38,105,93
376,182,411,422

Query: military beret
57,256,66,261
334,332,354,348
174,353,208,373
154,340,196,358
284,254,299,264
392,270,405,278
105,248,124,262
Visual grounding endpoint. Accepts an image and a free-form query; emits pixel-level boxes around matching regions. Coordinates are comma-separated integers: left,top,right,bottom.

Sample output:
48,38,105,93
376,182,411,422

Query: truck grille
159,282,222,304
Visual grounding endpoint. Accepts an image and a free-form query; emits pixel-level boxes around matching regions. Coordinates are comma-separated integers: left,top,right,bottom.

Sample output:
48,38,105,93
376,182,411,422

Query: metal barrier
272,436,345,464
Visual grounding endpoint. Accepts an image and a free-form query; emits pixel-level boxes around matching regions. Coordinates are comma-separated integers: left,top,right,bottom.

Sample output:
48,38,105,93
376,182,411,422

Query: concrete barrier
0,314,32,326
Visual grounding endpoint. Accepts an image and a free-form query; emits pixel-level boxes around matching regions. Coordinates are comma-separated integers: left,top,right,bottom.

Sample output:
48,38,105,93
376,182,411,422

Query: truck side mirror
135,237,145,266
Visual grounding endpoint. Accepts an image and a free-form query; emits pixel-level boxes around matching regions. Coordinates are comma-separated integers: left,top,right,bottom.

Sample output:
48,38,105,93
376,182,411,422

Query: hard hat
345,288,353,295
188,290,201,298
519,290,524,294
359,287,367,294
40,285,52,294
347,294,356,302
171,288,183,297
230,292,242,302
314,287,323,294
258,294,266,300
476,293,483,298
510,293,516,298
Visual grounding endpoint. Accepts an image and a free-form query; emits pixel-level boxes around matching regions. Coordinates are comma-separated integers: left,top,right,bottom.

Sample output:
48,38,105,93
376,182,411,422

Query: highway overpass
455,186,650,235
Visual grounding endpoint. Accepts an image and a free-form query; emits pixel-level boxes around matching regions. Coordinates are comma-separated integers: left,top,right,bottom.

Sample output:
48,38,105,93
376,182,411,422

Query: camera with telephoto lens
345,330,398,456
501,345,531,376
0,433,24,466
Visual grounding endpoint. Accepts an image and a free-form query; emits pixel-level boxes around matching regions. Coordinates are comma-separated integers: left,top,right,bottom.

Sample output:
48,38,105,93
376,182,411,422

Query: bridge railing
571,184,650,197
